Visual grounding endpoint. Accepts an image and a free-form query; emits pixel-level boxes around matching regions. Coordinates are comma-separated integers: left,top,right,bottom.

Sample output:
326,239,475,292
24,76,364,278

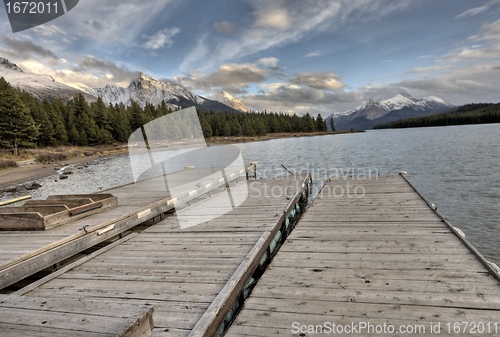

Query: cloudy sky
1,0,500,115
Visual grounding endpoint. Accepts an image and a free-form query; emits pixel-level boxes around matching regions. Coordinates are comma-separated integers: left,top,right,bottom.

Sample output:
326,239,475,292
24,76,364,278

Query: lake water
2,123,499,264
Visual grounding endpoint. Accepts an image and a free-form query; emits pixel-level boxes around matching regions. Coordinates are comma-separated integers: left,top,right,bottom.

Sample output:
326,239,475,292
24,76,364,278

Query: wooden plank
0,296,154,337
14,233,138,296
225,175,500,337
188,232,270,337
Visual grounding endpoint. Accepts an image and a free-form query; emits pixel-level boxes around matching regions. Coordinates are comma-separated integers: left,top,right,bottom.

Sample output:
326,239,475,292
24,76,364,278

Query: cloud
19,57,139,90
84,20,106,31
214,21,238,35
288,71,345,90
408,65,452,73
257,57,279,67
380,59,394,63
470,18,500,42
394,62,500,104
306,51,323,57
0,35,59,61
254,7,291,30
75,55,140,83
437,45,500,62
180,0,412,71
175,60,275,94
142,27,180,50
455,4,490,19
33,24,65,36
240,85,365,114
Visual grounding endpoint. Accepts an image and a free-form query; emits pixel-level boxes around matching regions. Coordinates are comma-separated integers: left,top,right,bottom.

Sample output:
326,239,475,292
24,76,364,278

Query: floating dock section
226,174,500,336
1,171,312,336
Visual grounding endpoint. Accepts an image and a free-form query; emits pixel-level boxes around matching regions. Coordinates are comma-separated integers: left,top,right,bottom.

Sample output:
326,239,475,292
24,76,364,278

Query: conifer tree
316,114,327,131
0,77,38,156
129,101,145,132
329,116,335,131
32,100,55,147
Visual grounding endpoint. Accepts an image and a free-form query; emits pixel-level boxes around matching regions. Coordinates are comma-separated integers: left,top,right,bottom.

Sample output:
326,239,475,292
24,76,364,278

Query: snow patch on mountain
90,73,209,109
326,93,454,131
215,91,250,113
0,57,95,101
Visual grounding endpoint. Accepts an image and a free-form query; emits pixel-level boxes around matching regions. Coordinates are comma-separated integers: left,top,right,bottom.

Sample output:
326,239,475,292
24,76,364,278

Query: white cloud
437,45,500,62
142,27,180,50
257,57,280,67
214,21,238,35
455,4,490,19
180,0,412,71
408,65,452,73
288,72,345,90
469,19,500,42
33,25,65,36
254,7,291,30
306,51,323,57
174,60,277,94
380,59,394,63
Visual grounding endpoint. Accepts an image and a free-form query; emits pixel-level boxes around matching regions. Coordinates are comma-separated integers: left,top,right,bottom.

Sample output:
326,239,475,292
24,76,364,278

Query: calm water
2,123,499,263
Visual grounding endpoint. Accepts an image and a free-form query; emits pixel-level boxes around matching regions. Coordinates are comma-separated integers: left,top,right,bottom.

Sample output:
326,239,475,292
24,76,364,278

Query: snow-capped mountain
0,57,95,101
328,93,454,131
215,91,250,113
91,73,242,113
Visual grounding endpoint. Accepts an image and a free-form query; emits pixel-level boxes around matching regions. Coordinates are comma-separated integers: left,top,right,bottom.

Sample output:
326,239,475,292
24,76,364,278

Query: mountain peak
216,91,250,113
0,57,23,73
327,93,454,131
91,72,243,113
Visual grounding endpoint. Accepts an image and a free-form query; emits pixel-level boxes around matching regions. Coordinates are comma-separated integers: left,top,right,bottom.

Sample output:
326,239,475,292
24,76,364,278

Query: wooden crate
0,194,117,231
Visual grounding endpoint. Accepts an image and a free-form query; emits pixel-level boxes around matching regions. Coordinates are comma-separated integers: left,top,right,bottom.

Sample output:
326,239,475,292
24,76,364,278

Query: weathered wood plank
226,175,500,337
0,296,154,337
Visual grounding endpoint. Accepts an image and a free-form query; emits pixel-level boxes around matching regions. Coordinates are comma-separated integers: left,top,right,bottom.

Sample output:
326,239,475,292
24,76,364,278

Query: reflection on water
1,123,499,263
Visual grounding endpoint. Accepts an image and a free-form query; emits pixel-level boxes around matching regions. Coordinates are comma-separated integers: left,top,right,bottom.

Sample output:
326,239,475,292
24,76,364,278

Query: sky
1,0,500,116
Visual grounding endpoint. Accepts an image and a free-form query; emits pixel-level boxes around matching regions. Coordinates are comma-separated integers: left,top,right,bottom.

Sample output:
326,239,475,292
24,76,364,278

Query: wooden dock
0,166,256,290
2,173,312,336
226,175,500,336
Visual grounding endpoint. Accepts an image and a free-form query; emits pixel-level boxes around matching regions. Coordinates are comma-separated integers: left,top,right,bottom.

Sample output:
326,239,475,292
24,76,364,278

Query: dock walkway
0,166,255,290
8,174,311,336
226,175,500,336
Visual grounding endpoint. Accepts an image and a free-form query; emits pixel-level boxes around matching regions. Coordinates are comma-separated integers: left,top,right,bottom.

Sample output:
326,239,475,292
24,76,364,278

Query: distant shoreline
0,130,363,190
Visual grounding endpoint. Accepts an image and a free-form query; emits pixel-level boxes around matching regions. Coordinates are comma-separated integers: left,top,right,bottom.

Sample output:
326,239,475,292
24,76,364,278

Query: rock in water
26,183,42,190
4,186,18,192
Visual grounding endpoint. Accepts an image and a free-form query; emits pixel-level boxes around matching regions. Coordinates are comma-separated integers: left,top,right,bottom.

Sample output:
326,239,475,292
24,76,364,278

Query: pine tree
316,114,327,131
94,97,112,133
68,124,79,145
254,119,267,136
200,118,212,138
110,104,130,142
44,98,67,144
242,120,256,136
129,101,145,132
96,126,114,145
329,117,335,131
230,119,243,136
32,100,55,147
0,77,38,156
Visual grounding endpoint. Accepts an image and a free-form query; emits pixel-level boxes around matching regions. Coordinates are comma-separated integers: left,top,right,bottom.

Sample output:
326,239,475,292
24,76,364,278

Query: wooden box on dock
0,194,117,231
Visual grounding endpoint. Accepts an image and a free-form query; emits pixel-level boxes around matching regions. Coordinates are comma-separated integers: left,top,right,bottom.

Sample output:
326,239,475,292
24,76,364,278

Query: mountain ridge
91,73,244,113
328,94,454,131
0,57,95,102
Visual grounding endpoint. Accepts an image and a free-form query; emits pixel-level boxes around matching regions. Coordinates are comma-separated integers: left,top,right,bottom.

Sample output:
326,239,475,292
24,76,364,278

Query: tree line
374,103,500,130
0,77,328,156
